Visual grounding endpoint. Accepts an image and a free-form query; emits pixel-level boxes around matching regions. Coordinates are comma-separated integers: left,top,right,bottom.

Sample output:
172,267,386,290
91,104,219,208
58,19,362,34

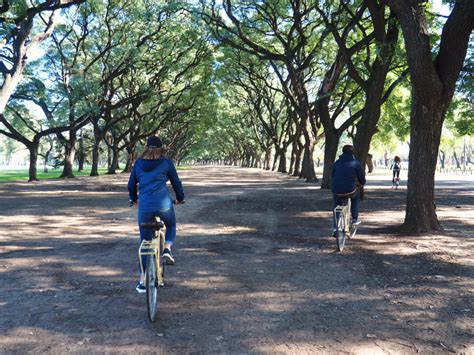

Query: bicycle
392,176,400,189
130,200,183,322
333,192,358,252
139,217,166,322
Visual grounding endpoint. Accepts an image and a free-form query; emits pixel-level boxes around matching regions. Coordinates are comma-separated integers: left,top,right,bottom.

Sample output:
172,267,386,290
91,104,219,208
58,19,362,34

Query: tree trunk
28,143,39,182
43,147,52,173
453,150,461,169
386,0,474,232
299,129,317,182
91,121,104,176
439,150,445,169
60,141,76,178
288,137,297,175
403,95,444,231
90,140,100,176
107,146,112,169
76,132,85,172
43,153,49,173
107,147,119,174
272,151,278,171
366,154,374,173
320,130,340,189
276,147,287,173
77,154,85,172
263,148,271,170
122,146,137,173
353,79,386,172
292,139,303,177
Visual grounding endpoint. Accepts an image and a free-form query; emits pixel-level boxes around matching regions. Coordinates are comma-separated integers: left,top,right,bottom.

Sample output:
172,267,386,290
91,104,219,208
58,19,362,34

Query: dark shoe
163,248,175,265
135,281,146,294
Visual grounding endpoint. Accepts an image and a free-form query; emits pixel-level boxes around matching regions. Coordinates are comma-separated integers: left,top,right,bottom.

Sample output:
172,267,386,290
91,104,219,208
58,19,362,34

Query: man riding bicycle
331,145,366,237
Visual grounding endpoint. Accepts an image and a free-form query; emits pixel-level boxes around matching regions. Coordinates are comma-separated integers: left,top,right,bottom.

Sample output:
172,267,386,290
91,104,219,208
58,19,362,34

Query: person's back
332,148,366,194
130,157,183,212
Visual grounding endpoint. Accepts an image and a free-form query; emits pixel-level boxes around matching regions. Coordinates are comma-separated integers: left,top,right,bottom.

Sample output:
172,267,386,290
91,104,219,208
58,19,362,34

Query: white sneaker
135,281,146,293
163,248,175,265
352,218,361,225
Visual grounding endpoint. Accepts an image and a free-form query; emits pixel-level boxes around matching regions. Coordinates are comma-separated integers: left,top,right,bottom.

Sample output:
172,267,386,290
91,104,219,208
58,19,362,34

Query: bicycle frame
138,224,165,287
334,198,351,236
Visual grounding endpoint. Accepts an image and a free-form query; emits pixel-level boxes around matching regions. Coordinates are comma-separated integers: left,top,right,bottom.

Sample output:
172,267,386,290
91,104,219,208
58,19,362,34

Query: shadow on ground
0,166,472,353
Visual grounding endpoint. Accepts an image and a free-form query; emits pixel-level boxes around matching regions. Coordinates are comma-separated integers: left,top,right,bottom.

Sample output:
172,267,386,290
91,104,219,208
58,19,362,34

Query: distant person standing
391,156,401,188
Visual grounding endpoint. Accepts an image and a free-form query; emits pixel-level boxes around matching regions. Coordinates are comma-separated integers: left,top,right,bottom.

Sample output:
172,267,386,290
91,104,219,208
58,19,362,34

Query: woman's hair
140,147,163,160
342,144,355,155
394,156,401,162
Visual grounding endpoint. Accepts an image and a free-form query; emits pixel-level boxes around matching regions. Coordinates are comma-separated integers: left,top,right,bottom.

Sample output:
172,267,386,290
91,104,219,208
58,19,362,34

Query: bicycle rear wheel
336,212,346,252
146,254,159,322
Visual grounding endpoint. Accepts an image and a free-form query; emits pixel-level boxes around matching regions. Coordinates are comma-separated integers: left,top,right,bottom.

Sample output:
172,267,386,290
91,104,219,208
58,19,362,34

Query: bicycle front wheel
146,254,159,322
336,212,346,252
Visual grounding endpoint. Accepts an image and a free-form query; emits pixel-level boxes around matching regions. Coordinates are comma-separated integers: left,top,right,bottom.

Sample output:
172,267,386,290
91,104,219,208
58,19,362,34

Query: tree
202,0,330,181
218,49,293,172
316,1,405,188
0,76,88,181
0,0,84,114
385,0,474,232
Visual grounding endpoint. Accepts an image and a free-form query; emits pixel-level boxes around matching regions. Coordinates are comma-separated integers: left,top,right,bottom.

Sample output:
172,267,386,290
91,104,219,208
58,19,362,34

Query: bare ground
0,165,472,354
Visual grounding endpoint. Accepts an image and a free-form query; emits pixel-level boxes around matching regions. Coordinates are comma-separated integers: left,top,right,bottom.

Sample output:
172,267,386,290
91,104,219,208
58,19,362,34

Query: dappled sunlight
258,341,389,354
359,231,473,267
179,223,257,236
295,210,332,218
68,265,124,277
0,166,472,353
0,245,53,253
0,214,135,242
180,275,237,290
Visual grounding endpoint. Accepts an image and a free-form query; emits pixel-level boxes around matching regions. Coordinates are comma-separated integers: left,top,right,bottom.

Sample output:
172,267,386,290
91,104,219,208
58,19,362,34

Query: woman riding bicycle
390,156,401,188
128,136,185,293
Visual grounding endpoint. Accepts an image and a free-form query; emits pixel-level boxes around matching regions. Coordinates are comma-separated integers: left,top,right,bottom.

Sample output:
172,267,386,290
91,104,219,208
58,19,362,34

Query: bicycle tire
336,212,346,252
146,254,159,322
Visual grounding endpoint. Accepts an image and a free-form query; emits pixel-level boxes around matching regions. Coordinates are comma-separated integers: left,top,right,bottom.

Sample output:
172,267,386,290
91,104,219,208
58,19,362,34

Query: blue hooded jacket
128,157,184,212
331,152,366,194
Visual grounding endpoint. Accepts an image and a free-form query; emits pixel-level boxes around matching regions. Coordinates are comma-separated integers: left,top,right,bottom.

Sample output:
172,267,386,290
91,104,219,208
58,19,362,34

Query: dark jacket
331,152,366,194
128,157,184,212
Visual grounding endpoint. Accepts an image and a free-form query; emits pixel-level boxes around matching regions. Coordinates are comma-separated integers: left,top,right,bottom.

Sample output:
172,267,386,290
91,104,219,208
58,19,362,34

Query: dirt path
0,166,472,354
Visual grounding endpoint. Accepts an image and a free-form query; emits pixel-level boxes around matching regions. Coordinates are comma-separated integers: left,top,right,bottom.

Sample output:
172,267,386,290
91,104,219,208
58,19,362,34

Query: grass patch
0,167,109,182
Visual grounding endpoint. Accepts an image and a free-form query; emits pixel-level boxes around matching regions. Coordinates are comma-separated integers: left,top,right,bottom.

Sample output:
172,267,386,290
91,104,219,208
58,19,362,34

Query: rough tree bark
28,142,40,182
107,147,120,174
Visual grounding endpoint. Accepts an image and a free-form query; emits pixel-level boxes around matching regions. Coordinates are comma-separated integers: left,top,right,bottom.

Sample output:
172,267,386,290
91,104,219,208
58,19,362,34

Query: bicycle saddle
140,220,164,230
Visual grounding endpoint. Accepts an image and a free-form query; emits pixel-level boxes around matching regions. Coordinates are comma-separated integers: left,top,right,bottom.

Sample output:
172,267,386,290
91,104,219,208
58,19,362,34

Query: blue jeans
137,206,176,273
333,191,360,229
